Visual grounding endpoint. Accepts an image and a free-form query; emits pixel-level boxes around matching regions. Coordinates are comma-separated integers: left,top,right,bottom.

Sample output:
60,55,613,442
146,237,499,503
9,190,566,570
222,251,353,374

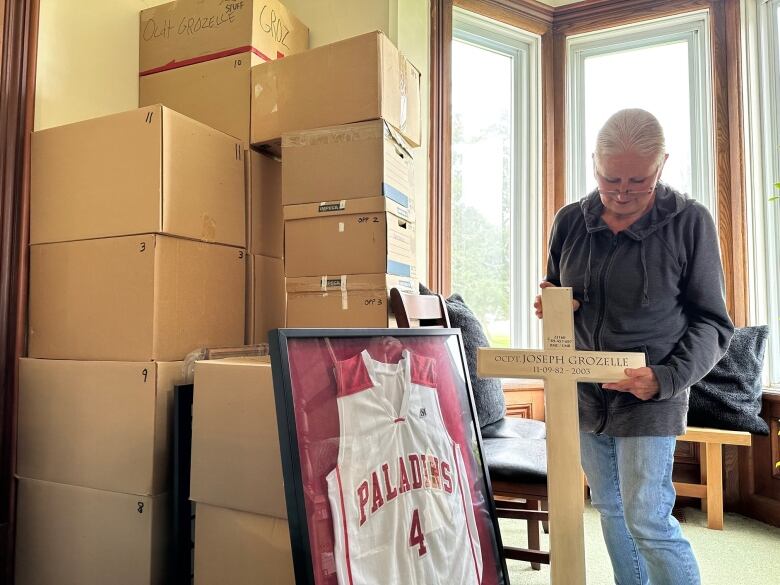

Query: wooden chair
390,287,551,569
389,288,450,328
674,427,752,530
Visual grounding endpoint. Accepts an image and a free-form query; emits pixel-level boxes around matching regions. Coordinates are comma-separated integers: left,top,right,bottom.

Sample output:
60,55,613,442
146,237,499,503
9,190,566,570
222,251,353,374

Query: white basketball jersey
326,349,483,585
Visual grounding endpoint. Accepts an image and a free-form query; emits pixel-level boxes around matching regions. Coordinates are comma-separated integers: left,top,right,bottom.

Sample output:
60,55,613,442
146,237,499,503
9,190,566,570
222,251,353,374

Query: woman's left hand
602,367,659,401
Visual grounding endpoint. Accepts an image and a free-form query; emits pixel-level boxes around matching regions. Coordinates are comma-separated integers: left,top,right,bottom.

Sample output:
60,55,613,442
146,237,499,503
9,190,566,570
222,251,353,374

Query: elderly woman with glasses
534,108,733,585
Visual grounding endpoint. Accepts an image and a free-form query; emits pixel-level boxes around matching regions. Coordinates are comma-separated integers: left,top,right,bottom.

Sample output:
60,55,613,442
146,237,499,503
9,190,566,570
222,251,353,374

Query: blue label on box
387,260,413,278
381,183,410,208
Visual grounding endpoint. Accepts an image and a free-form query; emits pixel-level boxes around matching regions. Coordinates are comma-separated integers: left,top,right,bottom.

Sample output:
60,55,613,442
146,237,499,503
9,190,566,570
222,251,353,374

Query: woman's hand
534,281,581,319
602,367,659,401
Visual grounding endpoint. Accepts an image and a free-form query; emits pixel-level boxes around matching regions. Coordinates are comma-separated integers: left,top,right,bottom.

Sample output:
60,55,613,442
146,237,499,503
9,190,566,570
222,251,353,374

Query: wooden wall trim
551,31,566,222
455,0,553,33
0,0,38,578
553,0,712,35
428,0,453,295
724,0,748,327
709,0,746,326
1,1,5,57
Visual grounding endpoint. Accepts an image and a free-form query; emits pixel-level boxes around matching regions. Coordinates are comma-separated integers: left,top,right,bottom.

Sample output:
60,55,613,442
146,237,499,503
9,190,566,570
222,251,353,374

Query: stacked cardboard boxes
190,357,295,585
139,0,309,143
249,32,422,327
16,106,247,585
245,149,286,344
139,0,308,345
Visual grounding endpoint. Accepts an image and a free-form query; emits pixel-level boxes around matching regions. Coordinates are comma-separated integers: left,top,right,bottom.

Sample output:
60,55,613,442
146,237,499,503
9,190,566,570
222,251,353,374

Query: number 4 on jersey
409,509,427,557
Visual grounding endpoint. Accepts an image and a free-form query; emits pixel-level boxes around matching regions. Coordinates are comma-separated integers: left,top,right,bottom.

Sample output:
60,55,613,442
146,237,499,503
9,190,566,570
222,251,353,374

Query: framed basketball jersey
270,329,509,585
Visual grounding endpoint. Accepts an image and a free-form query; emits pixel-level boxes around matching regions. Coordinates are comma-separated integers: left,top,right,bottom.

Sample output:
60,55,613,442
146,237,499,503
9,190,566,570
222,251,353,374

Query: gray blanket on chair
419,284,506,427
687,325,770,434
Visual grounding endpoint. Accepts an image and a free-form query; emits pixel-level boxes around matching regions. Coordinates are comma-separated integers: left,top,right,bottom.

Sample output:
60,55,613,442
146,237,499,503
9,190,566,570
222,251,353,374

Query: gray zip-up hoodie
546,184,734,436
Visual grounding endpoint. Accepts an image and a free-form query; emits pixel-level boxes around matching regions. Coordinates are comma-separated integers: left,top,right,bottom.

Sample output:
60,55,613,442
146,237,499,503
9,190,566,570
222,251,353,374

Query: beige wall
34,0,167,130
282,0,390,48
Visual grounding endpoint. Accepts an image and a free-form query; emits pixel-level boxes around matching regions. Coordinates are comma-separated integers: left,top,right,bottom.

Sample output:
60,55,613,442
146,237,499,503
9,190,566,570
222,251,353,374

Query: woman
534,108,733,585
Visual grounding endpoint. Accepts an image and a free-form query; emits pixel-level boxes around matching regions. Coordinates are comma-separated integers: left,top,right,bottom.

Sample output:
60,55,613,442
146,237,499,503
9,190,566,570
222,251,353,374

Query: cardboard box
247,150,283,258
282,119,415,208
15,478,169,585
194,504,294,585
191,358,285,518
140,51,259,143
284,197,416,278
139,0,308,75
17,359,185,495
246,254,286,345
28,235,245,362
31,105,245,247
286,273,417,328
251,31,421,148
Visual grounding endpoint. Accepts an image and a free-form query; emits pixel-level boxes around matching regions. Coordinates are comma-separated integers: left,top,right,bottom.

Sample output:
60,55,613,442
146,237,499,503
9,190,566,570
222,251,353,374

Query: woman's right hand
534,281,581,319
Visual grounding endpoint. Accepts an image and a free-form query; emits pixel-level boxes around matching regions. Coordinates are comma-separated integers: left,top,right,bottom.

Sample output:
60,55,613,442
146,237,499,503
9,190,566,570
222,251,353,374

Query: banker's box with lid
283,196,415,279
282,120,415,208
251,30,421,148
286,273,417,328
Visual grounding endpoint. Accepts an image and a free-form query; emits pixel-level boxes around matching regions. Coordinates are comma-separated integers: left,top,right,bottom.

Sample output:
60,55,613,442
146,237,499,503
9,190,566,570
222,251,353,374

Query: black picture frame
269,328,509,585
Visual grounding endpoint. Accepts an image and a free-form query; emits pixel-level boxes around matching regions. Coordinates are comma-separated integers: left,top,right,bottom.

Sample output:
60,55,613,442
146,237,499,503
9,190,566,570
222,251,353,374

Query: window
567,12,715,213
451,9,542,349
744,0,780,386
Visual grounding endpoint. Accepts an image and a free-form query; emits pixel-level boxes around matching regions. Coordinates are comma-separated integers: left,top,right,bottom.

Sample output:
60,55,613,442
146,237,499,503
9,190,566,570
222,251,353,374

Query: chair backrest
390,288,451,328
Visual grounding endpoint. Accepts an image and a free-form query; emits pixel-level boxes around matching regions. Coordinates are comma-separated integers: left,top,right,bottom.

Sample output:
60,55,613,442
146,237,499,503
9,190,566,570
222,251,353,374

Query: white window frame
566,11,716,215
743,0,780,387
452,8,543,349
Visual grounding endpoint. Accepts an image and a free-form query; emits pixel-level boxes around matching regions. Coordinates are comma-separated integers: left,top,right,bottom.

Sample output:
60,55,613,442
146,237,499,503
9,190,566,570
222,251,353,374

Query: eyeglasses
595,169,660,198
599,186,655,198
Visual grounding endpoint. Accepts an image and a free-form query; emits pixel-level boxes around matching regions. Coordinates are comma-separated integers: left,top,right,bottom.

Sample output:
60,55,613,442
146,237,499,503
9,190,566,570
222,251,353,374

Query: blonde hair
594,108,666,166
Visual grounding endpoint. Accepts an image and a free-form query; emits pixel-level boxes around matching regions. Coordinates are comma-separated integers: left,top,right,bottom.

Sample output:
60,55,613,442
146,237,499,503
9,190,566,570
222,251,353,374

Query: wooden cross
477,287,646,585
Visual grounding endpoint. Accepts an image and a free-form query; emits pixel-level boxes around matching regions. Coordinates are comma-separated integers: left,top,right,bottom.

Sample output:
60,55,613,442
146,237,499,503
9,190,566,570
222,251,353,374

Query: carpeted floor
499,504,780,584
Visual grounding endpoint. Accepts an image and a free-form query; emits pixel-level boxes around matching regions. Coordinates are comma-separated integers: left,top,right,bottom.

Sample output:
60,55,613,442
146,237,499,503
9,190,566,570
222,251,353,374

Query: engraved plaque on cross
477,287,646,585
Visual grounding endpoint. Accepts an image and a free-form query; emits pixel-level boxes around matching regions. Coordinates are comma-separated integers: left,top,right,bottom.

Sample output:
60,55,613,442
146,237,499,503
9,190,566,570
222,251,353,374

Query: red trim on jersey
393,417,406,423
453,444,481,583
337,351,437,397
335,353,375,397
336,466,355,585
410,354,437,388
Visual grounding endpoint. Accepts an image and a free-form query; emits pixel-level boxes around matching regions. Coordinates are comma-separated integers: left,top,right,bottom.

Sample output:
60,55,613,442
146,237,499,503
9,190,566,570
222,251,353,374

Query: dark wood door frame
0,0,38,580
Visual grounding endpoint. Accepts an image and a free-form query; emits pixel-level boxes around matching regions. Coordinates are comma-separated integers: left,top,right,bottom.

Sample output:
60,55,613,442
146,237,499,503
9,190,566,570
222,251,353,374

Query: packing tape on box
282,122,385,148
318,275,349,309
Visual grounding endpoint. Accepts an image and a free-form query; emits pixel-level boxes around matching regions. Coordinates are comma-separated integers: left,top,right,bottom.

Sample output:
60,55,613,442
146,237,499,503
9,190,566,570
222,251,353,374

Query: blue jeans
580,432,701,585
